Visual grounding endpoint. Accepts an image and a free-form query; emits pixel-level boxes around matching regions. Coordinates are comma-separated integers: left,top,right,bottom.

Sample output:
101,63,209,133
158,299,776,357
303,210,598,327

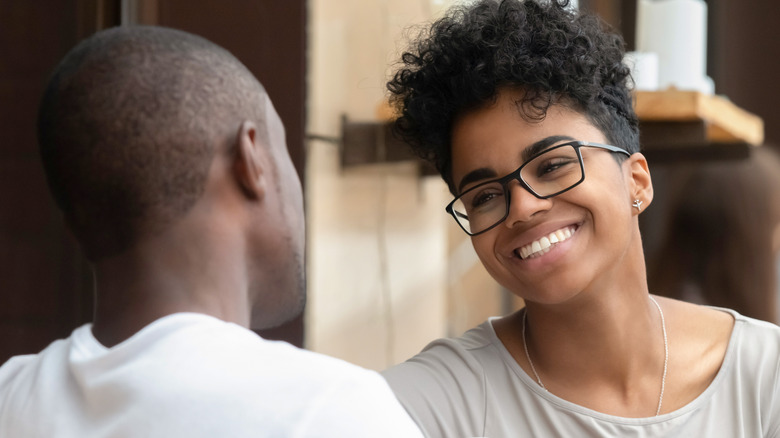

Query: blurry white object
624,51,659,91
636,0,714,94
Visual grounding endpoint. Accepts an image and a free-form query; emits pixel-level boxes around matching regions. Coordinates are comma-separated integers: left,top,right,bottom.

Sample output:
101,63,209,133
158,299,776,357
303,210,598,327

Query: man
0,26,422,437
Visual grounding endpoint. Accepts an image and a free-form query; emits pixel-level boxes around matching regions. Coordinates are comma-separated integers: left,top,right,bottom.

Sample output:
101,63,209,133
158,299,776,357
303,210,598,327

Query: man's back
8,25,424,437
0,313,421,437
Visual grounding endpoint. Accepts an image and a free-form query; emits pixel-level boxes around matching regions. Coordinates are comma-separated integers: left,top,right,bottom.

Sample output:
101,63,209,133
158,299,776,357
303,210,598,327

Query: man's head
37,26,305,328
388,0,639,194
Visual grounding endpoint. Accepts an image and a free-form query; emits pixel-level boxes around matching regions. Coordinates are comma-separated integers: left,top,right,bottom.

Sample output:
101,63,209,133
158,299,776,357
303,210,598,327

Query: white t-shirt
383,308,780,438
0,313,423,437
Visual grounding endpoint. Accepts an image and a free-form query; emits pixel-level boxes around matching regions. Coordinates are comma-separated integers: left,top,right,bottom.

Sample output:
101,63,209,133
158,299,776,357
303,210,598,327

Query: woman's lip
506,222,582,260
515,225,578,259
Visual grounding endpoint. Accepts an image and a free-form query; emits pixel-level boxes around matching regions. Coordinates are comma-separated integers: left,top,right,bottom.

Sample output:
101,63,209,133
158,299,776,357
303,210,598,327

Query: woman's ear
233,121,267,201
627,152,653,213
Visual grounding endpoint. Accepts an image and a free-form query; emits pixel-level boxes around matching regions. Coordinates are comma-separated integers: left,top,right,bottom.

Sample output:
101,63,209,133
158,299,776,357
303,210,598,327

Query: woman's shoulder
381,320,502,438
381,319,509,404
667,298,780,351
383,320,498,379
661,298,779,411
720,306,780,360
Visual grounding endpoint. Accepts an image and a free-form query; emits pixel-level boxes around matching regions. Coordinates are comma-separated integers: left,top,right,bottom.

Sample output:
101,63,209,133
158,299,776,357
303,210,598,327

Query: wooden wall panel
0,0,94,363
708,0,780,146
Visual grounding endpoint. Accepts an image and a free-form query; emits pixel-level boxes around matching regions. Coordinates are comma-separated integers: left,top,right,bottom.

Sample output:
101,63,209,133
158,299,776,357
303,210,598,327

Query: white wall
306,0,511,371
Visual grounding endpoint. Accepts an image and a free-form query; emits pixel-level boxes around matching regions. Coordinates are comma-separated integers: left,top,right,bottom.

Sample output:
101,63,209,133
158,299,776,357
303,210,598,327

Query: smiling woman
446,139,630,236
381,1,780,437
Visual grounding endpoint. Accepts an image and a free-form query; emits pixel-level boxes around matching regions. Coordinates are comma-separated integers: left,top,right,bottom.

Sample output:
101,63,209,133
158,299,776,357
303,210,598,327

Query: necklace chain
522,295,668,416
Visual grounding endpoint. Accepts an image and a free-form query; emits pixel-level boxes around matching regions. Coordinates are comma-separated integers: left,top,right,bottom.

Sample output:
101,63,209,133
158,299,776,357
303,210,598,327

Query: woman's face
450,88,650,304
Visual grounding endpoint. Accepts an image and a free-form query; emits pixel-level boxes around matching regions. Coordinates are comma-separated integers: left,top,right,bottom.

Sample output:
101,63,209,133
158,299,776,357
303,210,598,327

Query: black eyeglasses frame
445,141,631,236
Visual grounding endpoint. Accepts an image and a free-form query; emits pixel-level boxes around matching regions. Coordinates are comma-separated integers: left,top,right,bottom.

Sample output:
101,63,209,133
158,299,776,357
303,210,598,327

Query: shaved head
38,26,269,260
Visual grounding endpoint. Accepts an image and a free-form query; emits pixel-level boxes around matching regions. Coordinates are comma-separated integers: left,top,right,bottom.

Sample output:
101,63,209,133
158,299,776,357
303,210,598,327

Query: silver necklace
522,295,668,416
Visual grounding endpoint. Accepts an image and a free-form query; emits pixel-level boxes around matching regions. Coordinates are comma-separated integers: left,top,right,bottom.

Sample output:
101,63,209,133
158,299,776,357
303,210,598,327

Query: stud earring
632,199,643,210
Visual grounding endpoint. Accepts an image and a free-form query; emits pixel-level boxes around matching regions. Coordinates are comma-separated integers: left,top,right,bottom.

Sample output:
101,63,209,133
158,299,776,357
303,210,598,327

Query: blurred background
1,0,778,370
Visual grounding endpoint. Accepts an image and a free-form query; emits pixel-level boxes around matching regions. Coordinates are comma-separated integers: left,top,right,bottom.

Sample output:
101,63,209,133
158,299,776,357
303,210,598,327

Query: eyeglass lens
451,144,584,234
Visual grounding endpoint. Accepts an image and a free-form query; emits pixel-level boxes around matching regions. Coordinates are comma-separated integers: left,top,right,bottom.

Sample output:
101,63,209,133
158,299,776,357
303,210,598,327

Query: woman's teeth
518,227,574,259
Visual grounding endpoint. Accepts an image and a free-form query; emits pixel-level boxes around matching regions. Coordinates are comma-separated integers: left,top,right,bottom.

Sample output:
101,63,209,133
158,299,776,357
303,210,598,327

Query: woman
381,1,780,437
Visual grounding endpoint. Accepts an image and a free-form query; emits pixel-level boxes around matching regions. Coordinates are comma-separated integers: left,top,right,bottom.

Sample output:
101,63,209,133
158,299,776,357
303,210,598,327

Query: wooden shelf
635,90,764,146
339,92,765,169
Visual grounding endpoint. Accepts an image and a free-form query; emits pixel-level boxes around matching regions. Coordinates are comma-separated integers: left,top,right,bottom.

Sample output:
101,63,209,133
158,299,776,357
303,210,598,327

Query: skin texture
453,88,733,417
38,27,306,347
91,97,305,347
243,98,306,330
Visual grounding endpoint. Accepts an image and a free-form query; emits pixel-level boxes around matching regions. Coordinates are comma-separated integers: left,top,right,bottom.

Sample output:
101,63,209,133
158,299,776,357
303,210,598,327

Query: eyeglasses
446,141,630,236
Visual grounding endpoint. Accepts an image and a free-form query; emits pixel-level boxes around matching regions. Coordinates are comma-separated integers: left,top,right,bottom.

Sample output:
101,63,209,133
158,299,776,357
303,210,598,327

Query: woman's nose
502,180,553,227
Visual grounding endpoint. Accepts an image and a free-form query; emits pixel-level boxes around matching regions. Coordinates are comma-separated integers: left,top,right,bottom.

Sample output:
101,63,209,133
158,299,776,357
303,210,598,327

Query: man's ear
234,121,267,201
627,152,653,212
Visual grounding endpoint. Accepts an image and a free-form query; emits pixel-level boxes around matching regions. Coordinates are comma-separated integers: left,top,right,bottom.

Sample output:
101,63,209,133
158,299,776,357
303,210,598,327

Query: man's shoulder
127,313,385,382
0,333,73,387
155,316,424,436
0,335,74,430
0,353,42,391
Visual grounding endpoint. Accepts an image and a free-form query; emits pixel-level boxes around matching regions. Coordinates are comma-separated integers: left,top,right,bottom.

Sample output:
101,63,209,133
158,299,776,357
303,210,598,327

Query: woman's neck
494,281,669,417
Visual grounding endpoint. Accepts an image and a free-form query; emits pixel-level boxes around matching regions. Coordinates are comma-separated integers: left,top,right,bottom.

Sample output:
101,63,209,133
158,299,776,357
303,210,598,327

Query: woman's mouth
516,226,577,260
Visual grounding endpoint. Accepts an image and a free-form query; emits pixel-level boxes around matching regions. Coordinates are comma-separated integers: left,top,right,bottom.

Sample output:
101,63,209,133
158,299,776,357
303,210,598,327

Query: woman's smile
516,224,577,260
496,217,584,276
451,89,632,297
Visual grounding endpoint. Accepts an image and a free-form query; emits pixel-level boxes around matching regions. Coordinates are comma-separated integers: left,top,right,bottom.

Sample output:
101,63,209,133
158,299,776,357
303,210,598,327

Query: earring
632,199,643,210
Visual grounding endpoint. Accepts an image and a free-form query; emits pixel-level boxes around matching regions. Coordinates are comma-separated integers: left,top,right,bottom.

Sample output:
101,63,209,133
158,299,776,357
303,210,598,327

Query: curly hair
388,0,639,193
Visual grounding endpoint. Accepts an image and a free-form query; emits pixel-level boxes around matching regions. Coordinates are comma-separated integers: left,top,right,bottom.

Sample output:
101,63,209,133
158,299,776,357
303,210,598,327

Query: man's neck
90,231,250,348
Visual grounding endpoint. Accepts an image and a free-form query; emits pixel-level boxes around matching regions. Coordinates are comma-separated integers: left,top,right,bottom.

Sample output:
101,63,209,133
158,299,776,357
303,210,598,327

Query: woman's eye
538,158,576,176
472,192,495,206
469,188,503,209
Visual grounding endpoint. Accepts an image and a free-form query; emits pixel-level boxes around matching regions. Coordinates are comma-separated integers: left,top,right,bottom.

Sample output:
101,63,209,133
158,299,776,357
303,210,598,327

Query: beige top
383,308,780,438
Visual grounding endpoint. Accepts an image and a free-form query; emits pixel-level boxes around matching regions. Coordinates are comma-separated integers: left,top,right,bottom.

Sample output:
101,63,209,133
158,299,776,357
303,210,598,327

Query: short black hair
388,0,639,193
38,26,267,260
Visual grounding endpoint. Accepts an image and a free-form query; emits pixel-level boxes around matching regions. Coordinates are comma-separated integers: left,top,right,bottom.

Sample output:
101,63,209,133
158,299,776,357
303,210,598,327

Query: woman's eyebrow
520,135,576,162
457,168,498,193
456,135,577,193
